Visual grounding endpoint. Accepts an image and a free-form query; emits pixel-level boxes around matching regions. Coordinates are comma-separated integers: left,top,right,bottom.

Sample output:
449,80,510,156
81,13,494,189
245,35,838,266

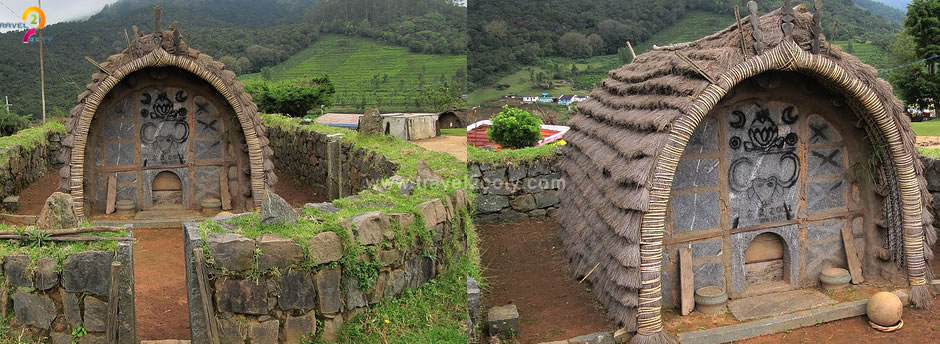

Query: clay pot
115,199,136,216
867,291,903,326
694,286,728,315
819,267,851,290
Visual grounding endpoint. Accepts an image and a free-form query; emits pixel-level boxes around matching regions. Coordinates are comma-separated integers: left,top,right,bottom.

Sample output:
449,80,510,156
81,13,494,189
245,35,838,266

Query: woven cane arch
634,39,927,337
68,47,266,218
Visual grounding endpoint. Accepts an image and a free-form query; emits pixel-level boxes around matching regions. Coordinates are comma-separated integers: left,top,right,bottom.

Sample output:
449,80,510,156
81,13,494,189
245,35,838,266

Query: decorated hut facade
60,15,275,218
559,3,934,343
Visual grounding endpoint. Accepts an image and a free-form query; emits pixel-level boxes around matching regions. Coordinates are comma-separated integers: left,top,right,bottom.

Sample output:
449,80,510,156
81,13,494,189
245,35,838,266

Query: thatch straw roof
59,25,275,218
559,5,935,335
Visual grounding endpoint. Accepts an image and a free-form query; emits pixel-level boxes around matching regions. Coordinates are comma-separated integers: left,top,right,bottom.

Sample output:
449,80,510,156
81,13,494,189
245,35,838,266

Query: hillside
241,35,467,110
469,0,902,90
855,0,905,23
873,0,911,11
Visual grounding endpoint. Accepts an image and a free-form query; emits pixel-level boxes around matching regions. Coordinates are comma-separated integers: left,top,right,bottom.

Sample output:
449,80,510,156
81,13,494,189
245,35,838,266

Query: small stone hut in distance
59,15,275,218
559,3,935,343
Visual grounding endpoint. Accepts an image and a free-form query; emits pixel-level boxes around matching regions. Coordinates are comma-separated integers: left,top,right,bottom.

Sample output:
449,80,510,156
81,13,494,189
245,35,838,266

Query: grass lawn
440,128,467,136
911,120,940,136
241,35,466,110
830,40,891,70
467,68,580,105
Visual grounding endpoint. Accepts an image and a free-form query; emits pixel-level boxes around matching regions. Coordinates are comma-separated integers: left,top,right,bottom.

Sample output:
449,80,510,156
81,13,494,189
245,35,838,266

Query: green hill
241,35,467,110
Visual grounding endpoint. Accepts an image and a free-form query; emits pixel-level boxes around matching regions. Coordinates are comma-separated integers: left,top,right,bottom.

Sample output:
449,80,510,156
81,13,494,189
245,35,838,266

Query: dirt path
478,218,615,343
413,135,467,162
916,135,940,149
274,170,329,206
134,227,191,340
14,172,61,215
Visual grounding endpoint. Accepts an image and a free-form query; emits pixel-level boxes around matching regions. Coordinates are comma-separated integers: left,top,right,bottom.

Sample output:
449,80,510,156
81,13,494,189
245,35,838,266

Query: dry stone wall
0,125,66,207
266,124,398,200
183,191,470,343
469,156,563,223
0,241,135,343
920,156,940,228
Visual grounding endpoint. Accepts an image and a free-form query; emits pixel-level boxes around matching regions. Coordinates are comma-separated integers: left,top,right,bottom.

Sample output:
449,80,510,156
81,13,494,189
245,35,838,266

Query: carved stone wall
84,67,254,213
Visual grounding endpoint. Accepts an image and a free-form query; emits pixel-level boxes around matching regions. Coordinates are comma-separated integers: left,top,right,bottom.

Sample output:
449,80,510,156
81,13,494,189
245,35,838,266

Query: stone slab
728,289,835,321
678,299,867,344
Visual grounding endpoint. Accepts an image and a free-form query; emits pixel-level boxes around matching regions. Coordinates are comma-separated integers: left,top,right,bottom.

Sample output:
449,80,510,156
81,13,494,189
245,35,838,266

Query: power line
0,0,20,18
879,54,940,73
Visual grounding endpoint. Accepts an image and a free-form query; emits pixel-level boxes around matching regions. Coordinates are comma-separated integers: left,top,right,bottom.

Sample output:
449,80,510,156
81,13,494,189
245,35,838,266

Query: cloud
0,0,118,32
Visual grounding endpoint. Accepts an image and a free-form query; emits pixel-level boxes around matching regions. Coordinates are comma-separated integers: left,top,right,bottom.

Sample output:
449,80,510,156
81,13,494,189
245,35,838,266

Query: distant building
538,93,553,103
558,94,575,104
316,113,362,129
466,120,569,150
381,113,439,141
522,96,538,103
572,95,589,103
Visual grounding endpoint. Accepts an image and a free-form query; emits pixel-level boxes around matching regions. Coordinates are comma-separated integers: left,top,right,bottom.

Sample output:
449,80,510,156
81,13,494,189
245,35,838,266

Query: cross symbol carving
812,150,841,168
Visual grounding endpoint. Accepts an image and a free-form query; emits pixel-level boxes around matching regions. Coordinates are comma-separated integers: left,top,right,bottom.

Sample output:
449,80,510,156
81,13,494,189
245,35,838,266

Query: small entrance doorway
744,233,786,290
152,171,183,207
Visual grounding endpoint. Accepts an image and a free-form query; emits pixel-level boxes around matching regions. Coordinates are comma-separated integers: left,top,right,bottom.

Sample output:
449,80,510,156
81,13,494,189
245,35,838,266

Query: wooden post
105,261,121,343
680,247,694,315
626,41,636,61
193,248,221,344
37,0,46,123
106,175,117,214
840,226,864,284
219,173,232,210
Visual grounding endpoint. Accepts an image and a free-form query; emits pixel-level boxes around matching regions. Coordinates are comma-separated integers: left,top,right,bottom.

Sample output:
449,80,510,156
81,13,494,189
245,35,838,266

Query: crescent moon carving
781,106,798,124
730,111,746,128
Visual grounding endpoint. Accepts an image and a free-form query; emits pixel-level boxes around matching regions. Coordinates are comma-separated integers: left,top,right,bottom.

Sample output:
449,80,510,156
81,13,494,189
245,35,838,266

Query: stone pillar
327,134,344,200
116,231,137,344
183,221,210,344
467,276,481,343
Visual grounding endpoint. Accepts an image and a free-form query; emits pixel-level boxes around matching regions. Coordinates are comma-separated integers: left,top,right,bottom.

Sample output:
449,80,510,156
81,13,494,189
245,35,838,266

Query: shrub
487,106,542,149
245,77,336,117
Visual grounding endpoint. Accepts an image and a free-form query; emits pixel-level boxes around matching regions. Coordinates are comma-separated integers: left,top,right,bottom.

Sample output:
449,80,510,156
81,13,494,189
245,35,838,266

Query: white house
522,96,538,103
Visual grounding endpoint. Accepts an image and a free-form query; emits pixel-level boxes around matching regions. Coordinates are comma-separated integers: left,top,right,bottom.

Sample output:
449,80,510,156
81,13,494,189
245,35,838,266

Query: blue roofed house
538,93,554,103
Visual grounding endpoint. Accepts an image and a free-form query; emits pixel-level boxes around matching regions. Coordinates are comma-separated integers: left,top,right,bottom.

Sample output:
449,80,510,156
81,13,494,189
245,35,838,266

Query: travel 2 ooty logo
21,6,46,43
0,6,46,43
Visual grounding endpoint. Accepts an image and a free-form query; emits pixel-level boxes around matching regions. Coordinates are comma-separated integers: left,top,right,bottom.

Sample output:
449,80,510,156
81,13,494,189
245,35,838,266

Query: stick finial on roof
811,0,823,54
153,6,162,32
781,0,795,37
747,1,763,54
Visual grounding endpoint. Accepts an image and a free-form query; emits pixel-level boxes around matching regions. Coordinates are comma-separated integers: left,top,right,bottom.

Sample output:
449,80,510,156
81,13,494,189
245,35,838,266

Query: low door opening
152,171,183,207
744,233,787,291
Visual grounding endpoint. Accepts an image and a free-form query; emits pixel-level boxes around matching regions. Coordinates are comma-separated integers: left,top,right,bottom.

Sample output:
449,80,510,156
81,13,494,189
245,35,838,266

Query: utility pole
38,0,46,123
4,96,10,114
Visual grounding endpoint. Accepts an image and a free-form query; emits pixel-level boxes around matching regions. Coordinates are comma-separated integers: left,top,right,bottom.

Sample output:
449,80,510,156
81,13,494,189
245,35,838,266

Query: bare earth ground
412,135,467,162
13,172,61,215
916,135,940,149
479,218,616,343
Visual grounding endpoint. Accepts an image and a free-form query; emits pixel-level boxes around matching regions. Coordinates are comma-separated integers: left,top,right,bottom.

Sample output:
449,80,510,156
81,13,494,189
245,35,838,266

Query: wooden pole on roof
626,41,636,62
38,0,46,123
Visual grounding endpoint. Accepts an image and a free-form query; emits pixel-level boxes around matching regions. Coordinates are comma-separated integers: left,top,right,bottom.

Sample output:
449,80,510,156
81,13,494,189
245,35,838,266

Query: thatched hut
59,13,275,218
559,3,934,343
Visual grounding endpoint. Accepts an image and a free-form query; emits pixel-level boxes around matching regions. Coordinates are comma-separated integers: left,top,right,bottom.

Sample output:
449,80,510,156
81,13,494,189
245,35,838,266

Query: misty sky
0,0,118,32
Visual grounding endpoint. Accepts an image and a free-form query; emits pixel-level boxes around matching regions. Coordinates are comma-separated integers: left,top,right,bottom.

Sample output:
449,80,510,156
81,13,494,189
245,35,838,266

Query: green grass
467,68,581,105
911,120,940,136
467,143,560,165
439,128,467,136
919,148,940,159
0,121,66,165
830,40,891,69
242,35,466,110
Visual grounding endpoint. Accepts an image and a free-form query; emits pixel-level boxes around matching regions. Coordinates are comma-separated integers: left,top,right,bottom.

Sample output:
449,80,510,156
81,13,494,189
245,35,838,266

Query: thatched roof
59,24,276,218
559,5,935,333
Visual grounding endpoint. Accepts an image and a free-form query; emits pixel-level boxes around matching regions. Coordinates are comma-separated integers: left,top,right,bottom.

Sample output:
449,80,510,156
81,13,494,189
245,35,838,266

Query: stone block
467,277,482,339
469,164,482,178
349,211,390,245
673,159,720,189
247,319,279,344
345,274,368,310
483,167,506,182
83,296,108,332
308,231,343,265
691,239,723,257
534,190,560,208
320,314,343,342
569,332,616,344
385,269,406,299
207,233,255,272
510,194,537,212
304,202,341,214
507,165,527,182
2,195,18,212
693,263,724,290
487,304,520,338
475,210,526,224
529,209,547,217
3,254,31,288
257,233,303,271
36,192,78,230
316,267,342,314
378,249,401,266
278,269,317,310
12,291,56,329
672,192,720,232
215,279,269,315
475,195,509,214
417,198,447,228
50,332,72,344
369,272,387,305
528,162,549,177
388,212,416,231
62,251,112,296
34,257,59,290
78,333,105,344
807,148,844,177
806,181,845,213
218,318,247,343
284,312,316,343
260,190,298,225
63,291,82,329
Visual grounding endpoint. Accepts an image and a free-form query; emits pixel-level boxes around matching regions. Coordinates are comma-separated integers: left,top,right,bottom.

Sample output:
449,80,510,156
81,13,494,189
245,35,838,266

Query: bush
0,112,31,137
487,106,542,149
245,77,336,117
